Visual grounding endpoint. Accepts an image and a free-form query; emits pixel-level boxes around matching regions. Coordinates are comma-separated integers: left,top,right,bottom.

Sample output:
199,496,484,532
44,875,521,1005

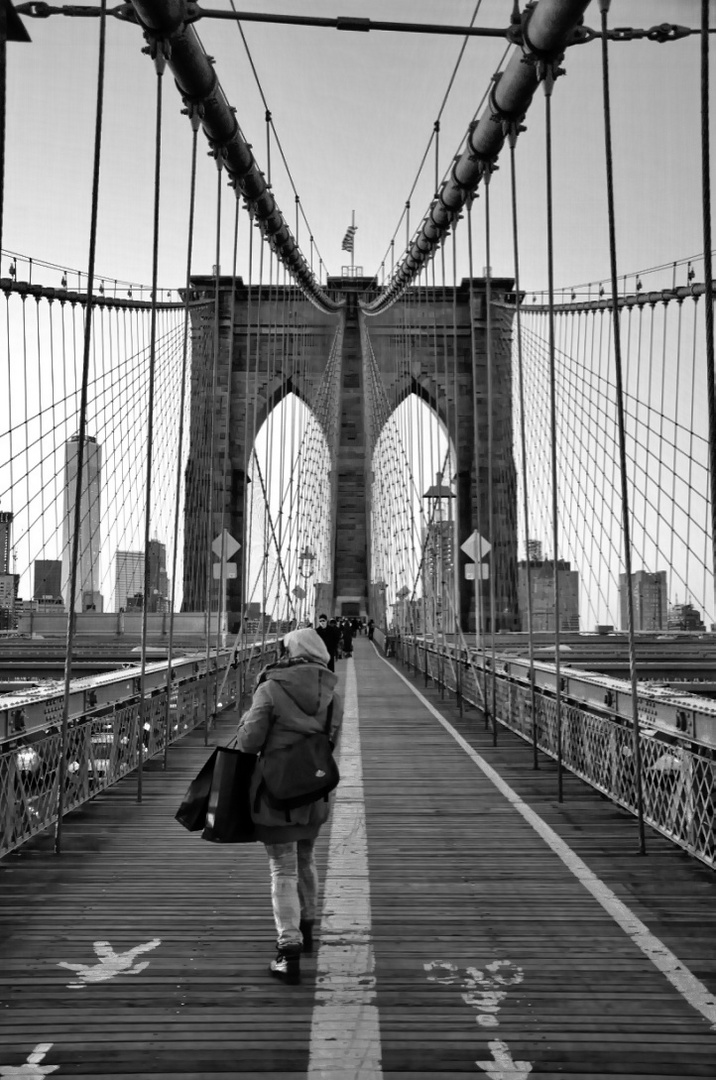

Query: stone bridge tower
183,275,519,633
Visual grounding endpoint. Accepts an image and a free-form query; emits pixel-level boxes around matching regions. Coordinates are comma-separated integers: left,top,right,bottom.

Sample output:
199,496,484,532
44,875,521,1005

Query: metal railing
395,636,715,869
0,640,279,858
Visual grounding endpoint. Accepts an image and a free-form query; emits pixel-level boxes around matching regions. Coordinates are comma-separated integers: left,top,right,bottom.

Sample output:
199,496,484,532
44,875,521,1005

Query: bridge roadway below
1,639,715,1078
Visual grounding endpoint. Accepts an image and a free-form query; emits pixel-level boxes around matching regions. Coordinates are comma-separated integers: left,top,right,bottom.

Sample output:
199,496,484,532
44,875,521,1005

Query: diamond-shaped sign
461,530,491,561
212,529,240,559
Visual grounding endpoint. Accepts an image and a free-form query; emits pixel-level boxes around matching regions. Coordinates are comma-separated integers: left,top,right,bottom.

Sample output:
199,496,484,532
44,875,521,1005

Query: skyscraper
0,511,12,574
115,551,144,612
34,559,63,603
147,538,169,612
0,512,17,630
62,435,103,613
517,558,580,632
619,570,668,631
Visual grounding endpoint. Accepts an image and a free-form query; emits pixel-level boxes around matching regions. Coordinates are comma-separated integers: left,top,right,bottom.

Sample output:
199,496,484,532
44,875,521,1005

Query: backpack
255,701,339,821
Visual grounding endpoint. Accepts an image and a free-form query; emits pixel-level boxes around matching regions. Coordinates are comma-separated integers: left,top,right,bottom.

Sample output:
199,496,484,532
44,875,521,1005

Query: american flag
341,224,357,253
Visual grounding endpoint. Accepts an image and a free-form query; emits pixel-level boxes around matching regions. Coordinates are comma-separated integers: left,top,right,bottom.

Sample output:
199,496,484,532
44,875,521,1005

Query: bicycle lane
349,641,716,1080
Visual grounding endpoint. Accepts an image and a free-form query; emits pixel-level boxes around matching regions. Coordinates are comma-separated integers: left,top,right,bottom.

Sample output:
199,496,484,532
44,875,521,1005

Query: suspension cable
700,0,716,615
56,0,107,855
202,164,223,742
508,129,538,768
599,0,646,853
164,112,200,766
466,200,489,721
542,59,564,804
365,0,591,315
137,44,166,800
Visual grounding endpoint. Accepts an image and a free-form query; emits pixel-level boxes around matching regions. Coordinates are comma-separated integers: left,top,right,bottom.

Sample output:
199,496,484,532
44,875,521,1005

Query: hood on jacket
283,627,330,664
265,660,337,716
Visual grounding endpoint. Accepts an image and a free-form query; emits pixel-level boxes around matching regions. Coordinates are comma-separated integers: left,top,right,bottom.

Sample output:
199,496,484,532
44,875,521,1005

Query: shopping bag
202,744,257,844
175,748,219,832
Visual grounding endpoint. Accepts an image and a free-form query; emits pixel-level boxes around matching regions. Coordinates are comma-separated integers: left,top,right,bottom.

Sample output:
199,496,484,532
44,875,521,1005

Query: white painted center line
385,655,716,1032
308,658,383,1079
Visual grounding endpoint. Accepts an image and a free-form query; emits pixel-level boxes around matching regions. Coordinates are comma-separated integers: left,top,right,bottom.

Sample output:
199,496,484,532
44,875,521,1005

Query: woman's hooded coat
236,629,343,842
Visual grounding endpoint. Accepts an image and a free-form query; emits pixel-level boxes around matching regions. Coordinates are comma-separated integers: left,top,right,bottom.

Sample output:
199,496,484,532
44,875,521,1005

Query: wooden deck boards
0,637,714,1077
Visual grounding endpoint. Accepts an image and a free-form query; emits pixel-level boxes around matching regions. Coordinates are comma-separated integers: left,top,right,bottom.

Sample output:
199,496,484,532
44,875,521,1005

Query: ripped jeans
264,839,318,948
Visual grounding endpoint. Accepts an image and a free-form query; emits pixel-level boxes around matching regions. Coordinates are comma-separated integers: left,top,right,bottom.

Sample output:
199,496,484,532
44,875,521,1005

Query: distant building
392,596,424,634
147,538,169,612
0,572,19,630
115,551,144,612
421,520,456,634
527,538,543,563
667,602,706,632
619,570,668,631
0,511,12,574
62,435,103,613
517,559,580,632
33,559,63,603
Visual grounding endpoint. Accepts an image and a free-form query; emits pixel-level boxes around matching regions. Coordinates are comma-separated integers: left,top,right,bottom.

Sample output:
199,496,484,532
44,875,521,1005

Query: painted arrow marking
476,1039,532,1080
58,938,160,988
462,960,524,1027
0,1042,59,1077
425,959,524,1028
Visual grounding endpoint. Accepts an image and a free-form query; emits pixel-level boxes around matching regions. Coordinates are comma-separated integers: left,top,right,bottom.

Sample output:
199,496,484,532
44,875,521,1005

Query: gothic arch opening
245,392,331,630
370,392,456,633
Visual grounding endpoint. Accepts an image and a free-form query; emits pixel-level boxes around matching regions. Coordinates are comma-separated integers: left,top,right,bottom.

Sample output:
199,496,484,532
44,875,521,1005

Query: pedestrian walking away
341,618,354,657
235,628,343,984
315,612,341,671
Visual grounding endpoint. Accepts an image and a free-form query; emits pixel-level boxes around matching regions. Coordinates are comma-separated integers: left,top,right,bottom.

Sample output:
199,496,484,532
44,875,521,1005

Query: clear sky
3,0,713,295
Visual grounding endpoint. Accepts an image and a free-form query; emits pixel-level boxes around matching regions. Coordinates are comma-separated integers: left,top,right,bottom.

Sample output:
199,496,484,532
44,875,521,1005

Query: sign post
461,530,490,642
212,531,240,646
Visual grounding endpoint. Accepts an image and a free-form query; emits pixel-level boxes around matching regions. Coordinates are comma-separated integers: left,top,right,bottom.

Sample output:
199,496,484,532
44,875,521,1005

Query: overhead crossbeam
128,0,342,314
363,0,591,316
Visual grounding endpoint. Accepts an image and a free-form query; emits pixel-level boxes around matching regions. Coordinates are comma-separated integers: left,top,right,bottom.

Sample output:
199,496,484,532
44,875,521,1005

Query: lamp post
423,471,456,697
297,546,315,626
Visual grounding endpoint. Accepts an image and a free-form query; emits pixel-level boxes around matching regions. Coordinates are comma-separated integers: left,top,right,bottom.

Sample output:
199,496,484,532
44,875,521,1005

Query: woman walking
236,628,343,984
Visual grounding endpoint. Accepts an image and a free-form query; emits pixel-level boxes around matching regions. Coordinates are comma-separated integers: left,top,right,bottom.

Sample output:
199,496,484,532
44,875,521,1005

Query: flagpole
351,209,355,273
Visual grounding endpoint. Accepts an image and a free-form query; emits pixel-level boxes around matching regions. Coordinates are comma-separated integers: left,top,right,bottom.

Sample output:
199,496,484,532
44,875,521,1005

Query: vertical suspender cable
55,0,107,854
451,230,464,713
466,201,488,721
599,0,646,852
542,68,564,802
215,190,241,698
203,166,223,743
164,115,200,767
508,135,538,768
253,240,266,648
239,221,254,702
484,169,498,745
700,0,716,611
137,45,166,802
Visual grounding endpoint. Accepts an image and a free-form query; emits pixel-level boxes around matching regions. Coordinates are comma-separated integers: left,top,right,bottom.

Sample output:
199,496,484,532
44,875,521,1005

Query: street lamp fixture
296,547,315,625
298,546,315,582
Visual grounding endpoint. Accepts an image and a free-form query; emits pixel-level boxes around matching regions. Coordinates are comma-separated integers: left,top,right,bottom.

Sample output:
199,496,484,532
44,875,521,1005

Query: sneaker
269,944,301,985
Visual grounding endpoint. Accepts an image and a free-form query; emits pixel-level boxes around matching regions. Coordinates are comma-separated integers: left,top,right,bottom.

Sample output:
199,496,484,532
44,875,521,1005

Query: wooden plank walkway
0,637,714,1078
